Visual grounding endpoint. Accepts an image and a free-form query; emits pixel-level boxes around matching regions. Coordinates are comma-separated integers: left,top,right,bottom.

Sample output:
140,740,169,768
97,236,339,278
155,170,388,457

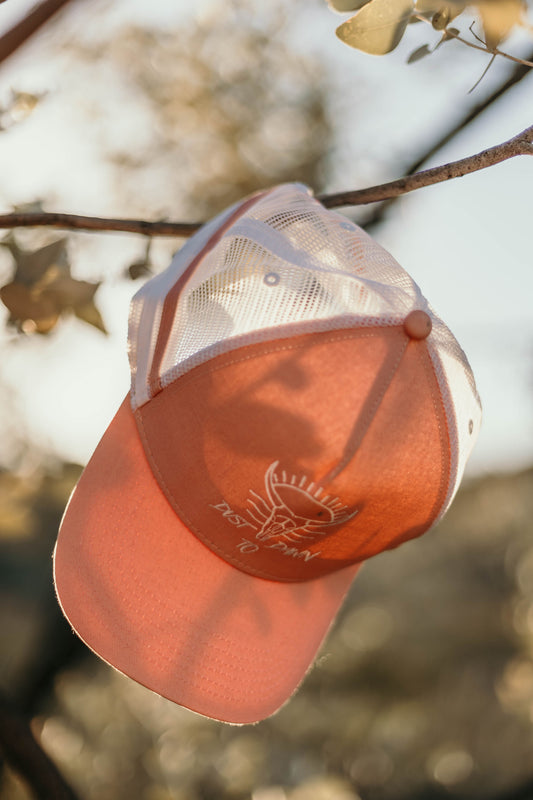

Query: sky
0,0,532,478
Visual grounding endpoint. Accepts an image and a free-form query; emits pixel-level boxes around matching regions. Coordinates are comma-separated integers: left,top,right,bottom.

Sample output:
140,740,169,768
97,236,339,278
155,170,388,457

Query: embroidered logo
246,461,358,544
210,461,358,565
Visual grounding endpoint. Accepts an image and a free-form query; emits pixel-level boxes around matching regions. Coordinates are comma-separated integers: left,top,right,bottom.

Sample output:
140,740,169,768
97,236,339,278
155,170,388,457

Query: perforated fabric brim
53,397,359,724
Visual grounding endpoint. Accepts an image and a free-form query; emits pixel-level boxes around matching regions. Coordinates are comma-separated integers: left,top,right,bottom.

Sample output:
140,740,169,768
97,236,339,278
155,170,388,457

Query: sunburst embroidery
246,461,358,544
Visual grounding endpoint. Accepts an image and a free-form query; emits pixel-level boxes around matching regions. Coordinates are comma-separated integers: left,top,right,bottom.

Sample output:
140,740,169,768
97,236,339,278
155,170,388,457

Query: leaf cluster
327,0,531,60
69,3,332,220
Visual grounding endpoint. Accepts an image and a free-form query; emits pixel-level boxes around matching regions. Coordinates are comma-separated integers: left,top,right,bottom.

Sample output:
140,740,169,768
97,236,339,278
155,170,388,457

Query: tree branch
412,14,533,68
360,46,533,230
0,0,76,66
318,123,533,208
0,212,202,237
0,125,531,237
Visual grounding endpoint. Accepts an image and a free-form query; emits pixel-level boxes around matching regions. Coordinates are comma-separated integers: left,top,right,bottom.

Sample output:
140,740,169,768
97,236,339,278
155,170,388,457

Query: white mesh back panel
428,313,482,513
128,183,481,508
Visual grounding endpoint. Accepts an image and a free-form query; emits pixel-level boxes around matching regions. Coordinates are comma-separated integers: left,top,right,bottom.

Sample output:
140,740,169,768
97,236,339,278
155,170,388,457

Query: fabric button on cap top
404,309,432,340
54,183,481,724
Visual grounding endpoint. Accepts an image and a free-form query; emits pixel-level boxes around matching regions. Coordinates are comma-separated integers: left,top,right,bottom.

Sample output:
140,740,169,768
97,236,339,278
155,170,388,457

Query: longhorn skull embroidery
246,461,358,544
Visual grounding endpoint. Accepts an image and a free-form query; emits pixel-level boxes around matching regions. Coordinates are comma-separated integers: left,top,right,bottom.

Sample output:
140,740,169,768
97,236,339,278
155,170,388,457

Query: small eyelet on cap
264,272,280,287
404,310,432,340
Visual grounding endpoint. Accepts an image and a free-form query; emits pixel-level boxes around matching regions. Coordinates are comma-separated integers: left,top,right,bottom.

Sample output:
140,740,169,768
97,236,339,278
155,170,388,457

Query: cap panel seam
135,404,310,581
155,314,409,396
164,325,405,394
322,336,409,482
91,620,290,702
98,522,298,663
104,592,296,672
426,343,461,520
137,402,329,582
148,189,274,398
135,327,400,582
410,342,452,530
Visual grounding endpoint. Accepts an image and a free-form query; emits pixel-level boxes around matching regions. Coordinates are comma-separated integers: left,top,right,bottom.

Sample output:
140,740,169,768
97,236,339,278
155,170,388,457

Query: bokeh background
0,1,532,798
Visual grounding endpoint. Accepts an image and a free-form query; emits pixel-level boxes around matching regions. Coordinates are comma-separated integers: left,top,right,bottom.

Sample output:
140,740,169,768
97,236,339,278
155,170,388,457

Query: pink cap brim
54,397,359,724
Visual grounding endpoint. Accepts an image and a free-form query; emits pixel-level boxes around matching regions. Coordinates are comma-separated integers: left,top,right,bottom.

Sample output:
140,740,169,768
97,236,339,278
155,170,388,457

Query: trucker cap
54,183,481,724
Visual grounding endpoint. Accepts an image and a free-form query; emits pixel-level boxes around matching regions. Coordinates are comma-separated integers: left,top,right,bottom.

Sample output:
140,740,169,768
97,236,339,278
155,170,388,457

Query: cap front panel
135,325,451,582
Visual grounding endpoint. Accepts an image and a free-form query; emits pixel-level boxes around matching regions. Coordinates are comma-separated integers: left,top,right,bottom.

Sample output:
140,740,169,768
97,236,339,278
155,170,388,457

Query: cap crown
128,184,481,580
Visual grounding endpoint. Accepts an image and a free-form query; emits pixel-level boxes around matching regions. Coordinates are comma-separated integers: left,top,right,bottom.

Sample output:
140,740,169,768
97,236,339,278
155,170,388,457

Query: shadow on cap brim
53,397,360,724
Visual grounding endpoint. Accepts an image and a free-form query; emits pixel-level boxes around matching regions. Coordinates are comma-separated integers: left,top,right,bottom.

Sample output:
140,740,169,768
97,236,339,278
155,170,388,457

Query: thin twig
0,690,79,800
413,14,533,68
468,19,488,46
0,125,531,236
0,212,202,237
468,53,497,94
449,29,533,67
361,47,533,229
318,123,533,209
0,0,76,66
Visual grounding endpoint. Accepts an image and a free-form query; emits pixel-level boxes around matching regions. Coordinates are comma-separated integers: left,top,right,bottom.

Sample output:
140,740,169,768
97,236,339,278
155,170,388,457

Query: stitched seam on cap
103,623,288,700
158,315,406,391
137,408,298,580
412,343,450,529
172,326,402,393
104,529,297,662
136,327,402,581
325,336,409,481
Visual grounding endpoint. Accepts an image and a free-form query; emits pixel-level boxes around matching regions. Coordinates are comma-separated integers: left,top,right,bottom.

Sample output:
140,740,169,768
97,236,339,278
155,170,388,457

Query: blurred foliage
2,463,533,799
0,1,332,336
0,90,43,133
0,463,82,706
71,2,332,221
1,3,533,799
326,0,533,62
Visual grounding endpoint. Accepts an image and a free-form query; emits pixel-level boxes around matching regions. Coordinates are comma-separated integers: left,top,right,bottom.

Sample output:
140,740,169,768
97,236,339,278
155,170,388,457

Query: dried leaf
74,302,108,334
12,199,47,214
336,0,415,54
415,0,465,15
432,7,451,27
477,0,525,48
408,43,432,61
44,275,106,334
327,0,373,11
0,236,106,335
4,238,70,286
126,238,153,280
127,259,152,280
44,275,99,308
0,90,43,130
0,282,60,334
438,25,460,43
8,91,42,123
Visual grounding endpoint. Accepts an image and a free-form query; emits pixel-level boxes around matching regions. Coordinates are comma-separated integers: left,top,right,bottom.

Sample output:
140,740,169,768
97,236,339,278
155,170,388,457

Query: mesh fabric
129,184,428,405
128,182,481,509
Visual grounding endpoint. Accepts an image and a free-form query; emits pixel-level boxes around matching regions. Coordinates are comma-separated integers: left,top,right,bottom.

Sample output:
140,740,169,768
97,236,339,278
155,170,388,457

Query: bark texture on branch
0,124,531,237
318,124,533,209
360,50,533,230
